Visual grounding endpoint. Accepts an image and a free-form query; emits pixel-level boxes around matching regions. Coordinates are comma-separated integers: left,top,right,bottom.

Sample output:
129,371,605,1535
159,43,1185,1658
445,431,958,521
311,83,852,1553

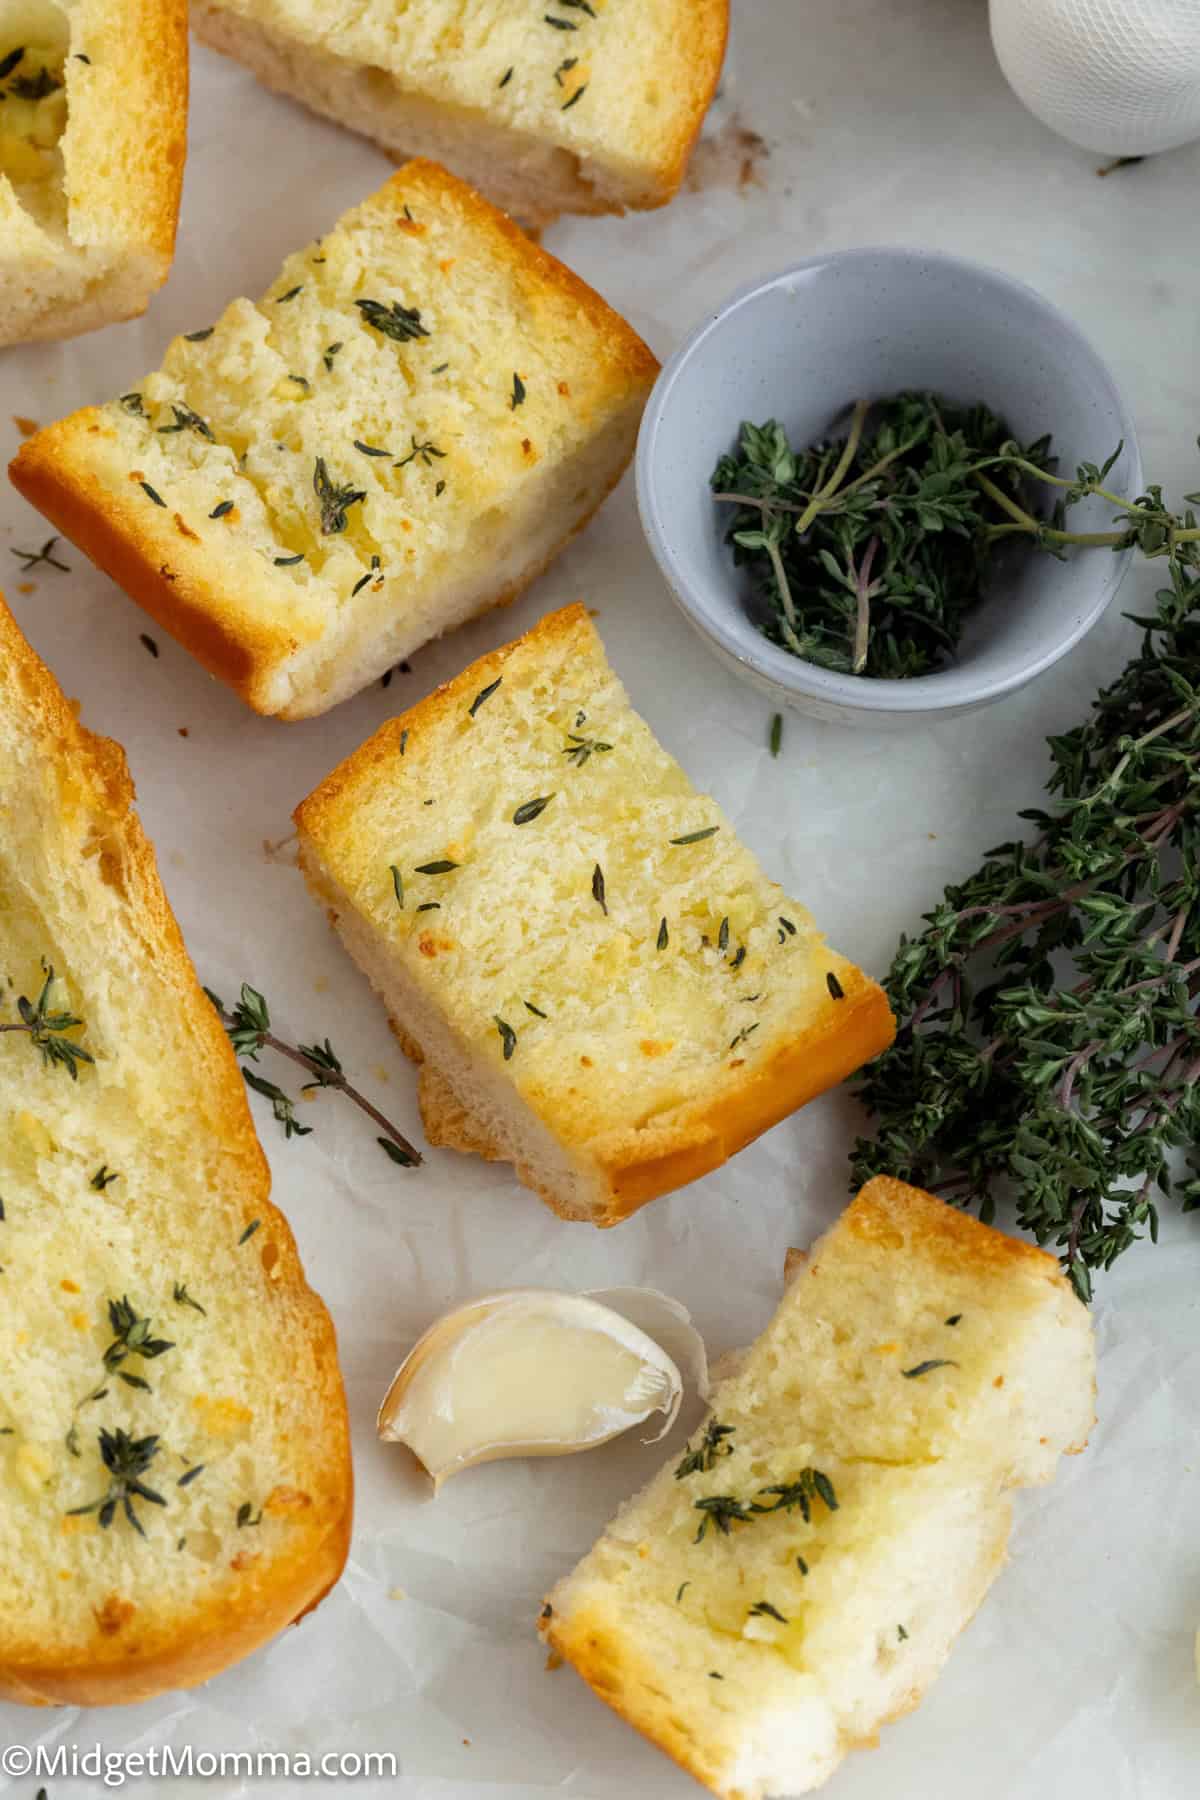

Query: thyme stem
851,534,880,674
792,399,870,538
972,469,1035,529
209,988,422,1167
711,489,811,516
241,1026,422,1165
764,533,800,638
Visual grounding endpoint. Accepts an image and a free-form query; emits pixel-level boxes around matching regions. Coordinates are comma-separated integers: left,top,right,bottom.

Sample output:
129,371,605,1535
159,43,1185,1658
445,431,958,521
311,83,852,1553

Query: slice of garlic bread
294,604,895,1225
541,1176,1095,1796
0,0,186,346
10,160,658,719
0,595,351,1707
193,0,727,227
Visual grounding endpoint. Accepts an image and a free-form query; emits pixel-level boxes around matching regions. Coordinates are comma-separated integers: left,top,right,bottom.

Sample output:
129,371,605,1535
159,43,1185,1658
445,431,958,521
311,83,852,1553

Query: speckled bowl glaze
636,248,1143,727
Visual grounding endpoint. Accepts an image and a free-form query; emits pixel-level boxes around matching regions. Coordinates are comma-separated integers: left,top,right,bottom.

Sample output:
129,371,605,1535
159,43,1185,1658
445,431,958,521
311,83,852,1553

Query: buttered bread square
541,1177,1096,1796
294,604,895,1224
10,160,658,718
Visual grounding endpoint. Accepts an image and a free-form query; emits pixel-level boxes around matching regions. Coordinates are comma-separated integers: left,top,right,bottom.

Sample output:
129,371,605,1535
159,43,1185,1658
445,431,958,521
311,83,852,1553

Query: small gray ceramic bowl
636,248,1143,726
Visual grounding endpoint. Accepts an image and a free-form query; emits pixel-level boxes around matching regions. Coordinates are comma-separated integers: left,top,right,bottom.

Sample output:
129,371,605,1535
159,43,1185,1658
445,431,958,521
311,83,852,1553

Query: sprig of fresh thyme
853,454,1200,1295
313,457,366,535
66,1427,167,1536
675,1418,735,1478
10,535,69,573
355,297,429,343
79,1298,175,1406
206,983,422,1167
0,965,93,1079
691,1466,839,1542
100,1298,173,1377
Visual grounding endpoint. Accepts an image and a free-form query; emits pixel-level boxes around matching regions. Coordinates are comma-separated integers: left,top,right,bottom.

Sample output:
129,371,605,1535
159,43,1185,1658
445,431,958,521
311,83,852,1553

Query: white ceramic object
990,0,1200,155
636,248,1143,729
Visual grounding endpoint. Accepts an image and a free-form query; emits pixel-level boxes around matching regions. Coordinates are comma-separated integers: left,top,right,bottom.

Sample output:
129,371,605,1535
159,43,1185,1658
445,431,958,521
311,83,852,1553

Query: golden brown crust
49,0,189,315
542,1608,736,1797
0,1513,353,1707
417,1061,509,1162
81,0,188,271
399,163,657,385
783,1247,807,1284
649,0,730,207
848,1174,1069,1284
596,971,894,1224
0,595,353,1707
9,414,303,713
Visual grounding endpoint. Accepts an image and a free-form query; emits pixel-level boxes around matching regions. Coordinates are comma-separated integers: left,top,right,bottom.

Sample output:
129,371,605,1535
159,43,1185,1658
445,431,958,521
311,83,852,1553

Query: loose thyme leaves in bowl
711,393,1063,678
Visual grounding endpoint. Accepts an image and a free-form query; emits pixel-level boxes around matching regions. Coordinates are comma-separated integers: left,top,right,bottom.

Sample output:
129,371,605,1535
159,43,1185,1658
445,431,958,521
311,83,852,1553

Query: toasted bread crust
847,1174,1070,1280
543,1606,736,1797
402,163,659,381
10,163,658,716
595,970,895,1223
9,416,305,711
0,596,352,1707
76,0,188,273
652,0,730,206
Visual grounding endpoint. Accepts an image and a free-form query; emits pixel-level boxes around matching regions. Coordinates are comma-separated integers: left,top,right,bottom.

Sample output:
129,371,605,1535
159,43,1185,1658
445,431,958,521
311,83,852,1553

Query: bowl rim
635,245,1145,716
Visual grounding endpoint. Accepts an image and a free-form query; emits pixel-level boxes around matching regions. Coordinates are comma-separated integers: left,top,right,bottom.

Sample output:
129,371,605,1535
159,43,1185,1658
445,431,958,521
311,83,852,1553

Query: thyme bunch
853,455,1200,1296
712,394,1058,677
206,984,422,1168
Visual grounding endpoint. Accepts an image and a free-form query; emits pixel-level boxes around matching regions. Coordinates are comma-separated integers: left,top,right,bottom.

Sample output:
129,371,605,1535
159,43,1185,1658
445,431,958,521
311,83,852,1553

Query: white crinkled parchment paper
2,2,1200,1793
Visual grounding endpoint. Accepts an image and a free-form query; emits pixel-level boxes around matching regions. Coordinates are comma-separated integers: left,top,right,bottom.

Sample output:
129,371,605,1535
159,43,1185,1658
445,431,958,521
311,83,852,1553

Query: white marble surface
1,2,1199,1794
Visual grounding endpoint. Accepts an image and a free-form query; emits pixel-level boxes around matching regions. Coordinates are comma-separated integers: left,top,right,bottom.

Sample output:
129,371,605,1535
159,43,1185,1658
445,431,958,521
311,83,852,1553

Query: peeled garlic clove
586,1286,710,1419
377,1289,685,1488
